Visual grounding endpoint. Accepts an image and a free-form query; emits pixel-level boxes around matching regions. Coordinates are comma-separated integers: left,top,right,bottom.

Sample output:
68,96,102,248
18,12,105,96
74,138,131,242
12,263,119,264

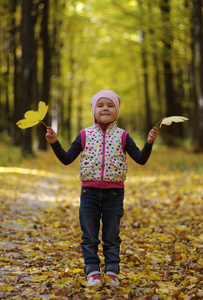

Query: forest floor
0,144,203,299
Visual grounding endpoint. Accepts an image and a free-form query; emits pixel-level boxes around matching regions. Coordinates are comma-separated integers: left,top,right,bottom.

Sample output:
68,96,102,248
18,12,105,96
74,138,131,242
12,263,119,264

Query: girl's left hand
45,126,58,144
147,127,159,144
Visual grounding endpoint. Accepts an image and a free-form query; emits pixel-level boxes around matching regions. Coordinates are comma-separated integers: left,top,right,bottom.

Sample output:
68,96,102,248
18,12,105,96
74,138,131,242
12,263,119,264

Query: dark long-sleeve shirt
51,133,153,166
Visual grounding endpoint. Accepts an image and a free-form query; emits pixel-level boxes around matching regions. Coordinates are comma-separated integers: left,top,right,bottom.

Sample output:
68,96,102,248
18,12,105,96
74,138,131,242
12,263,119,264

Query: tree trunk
37,0,51,150
5,51,10,135
67,34,74,145
50,0,62,136
190,13,199,146
11,0,22,146
153,52,163,120
193,0,203,150
76,80,83,133
161,0,182,145
21,0,37,156
141,38,153,132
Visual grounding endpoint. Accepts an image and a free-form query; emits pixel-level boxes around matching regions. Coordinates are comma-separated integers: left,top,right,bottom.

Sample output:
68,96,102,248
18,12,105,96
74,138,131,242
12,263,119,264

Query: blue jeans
79,187,124,275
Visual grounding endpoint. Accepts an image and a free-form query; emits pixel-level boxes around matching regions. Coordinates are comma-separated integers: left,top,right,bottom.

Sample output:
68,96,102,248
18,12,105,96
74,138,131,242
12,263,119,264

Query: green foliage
0,0,202,148
0,136,22,166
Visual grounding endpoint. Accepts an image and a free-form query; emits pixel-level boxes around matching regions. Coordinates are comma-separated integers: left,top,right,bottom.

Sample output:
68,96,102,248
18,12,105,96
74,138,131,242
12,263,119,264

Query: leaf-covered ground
0,146,203,299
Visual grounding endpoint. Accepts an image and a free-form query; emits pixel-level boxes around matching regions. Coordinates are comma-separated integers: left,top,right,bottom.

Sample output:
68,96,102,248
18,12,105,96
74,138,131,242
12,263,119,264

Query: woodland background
0,1,203,299
0,0,203,155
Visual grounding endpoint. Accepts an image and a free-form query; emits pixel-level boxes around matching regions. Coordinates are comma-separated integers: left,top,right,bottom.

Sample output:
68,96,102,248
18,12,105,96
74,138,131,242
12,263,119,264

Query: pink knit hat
90,90,121,119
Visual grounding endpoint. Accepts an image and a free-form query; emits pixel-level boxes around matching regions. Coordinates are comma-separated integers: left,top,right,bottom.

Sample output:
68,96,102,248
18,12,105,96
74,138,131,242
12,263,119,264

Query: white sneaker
87,271,102,286
105,271,119,287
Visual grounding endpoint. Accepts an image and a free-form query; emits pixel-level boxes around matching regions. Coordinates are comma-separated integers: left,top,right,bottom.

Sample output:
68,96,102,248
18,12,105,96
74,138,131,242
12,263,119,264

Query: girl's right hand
45,126,58,144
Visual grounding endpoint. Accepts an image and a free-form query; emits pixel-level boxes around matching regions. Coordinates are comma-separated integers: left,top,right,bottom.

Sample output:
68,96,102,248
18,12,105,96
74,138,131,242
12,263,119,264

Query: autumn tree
160,0,185,144
37,0,51,150
11,0,23,146
111,0,153,133
20,0,40,156
192,0,203,150
1,0,203,151
0,0,21,138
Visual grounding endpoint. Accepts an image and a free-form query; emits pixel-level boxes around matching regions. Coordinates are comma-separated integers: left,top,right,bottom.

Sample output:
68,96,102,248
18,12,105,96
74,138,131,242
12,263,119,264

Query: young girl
45,90,158,287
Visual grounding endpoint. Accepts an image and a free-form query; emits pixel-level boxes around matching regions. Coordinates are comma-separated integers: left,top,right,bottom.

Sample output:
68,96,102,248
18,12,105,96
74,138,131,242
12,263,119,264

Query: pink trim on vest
82,180,124,189
80,129,86,150
122,131,129,153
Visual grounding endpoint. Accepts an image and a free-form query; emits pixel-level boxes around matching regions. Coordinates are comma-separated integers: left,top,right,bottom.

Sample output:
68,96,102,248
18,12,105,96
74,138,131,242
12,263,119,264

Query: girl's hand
147,127,159,144
45,126,58,144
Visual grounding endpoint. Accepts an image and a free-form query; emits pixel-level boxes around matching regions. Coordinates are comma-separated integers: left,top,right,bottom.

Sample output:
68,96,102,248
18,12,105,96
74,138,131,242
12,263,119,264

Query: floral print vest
80,121,128,183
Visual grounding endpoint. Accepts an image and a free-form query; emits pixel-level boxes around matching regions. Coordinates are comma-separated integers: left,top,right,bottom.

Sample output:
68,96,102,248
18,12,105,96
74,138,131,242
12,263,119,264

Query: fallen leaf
0,284,15,292
31,275,48,282
197,258,203,266
0,147,203,299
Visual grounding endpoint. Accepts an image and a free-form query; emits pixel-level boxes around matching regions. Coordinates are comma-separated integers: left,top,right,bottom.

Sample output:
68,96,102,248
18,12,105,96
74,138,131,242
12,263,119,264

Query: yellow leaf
159,116,189,128
6,275,15,281
0,256,11,261
157,289,169,296
33,255,44,261
197,258,203,266
1,284,15,292
173,274,182,279
127,274,140,284
180,281,188,287
100,257,105,264
78,276,87,286
52,283,67,288
29,253,38,257
0,256,20,265
31,275,48,282
147,272,162,280
72,268,84,273
188,284,196,289
60,277,73,284
181,253,187,261
148,255,162,263
94,293,103,299
189,276,198,284
117,274,126,280
16,101,48,129
21,288,34,296
127,262,134,267
56,241,71,249
196,234,203,242
158,281,176,288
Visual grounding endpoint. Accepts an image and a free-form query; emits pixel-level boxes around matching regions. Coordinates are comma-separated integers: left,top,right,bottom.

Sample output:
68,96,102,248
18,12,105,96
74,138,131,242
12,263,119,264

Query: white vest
80,121,128,182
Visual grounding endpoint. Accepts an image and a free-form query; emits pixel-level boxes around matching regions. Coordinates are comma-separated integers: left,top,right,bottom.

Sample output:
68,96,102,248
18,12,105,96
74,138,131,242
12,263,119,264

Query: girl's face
95,97,117,129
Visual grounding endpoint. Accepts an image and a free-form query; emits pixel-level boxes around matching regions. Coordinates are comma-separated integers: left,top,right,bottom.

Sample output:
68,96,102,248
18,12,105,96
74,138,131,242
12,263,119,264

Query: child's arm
45,126,58,144
45,127,82,165
147,127,159,144
125,127,158,165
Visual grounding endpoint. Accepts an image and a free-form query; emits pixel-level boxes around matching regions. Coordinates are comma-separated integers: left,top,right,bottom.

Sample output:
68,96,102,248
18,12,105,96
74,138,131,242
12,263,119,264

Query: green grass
0,138,22,166
0,133,203,176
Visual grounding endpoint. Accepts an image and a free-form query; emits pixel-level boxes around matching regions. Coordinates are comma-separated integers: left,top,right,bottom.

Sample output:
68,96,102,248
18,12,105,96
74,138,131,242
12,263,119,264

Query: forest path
0,148,203,299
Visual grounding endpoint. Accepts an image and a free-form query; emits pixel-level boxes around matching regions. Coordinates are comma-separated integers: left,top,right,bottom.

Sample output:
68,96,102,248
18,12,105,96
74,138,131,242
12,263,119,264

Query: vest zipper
100,129,106,187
